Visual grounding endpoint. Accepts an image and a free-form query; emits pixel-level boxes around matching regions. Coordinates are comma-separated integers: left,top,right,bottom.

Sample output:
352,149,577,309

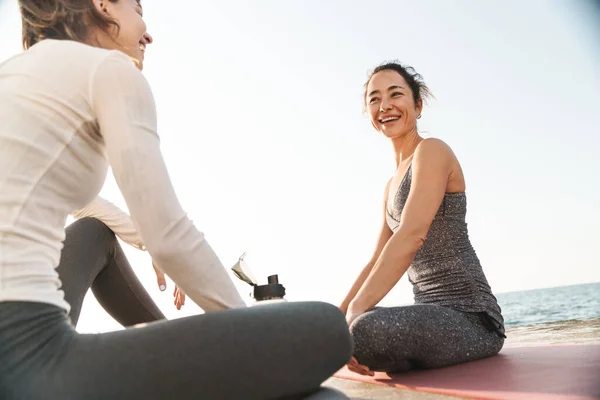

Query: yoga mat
334,343,600,399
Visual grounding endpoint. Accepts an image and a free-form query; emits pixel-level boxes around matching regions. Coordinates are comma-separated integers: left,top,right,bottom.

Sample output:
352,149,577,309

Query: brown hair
364,61,433,107
18,0,123,50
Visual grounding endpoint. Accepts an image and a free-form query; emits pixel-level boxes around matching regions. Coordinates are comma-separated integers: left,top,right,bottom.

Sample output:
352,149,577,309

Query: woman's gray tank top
386,165,505,333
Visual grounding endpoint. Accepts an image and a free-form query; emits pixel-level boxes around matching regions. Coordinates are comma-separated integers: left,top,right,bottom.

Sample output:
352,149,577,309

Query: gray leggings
56,217,166,327
350,304,505,373
0,218,351,399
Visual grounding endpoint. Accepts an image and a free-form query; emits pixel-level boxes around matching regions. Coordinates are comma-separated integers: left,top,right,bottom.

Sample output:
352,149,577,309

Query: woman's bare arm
340,179,394,313
348,138,454,314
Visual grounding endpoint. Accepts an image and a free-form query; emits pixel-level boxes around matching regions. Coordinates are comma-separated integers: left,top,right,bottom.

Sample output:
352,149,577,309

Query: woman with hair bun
340,61,505,376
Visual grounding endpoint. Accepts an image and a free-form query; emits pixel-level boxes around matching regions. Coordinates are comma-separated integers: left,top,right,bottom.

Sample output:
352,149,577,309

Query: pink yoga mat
334,343,600,399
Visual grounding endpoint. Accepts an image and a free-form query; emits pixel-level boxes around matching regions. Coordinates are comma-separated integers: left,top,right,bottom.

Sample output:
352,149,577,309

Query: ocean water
496,282,600,328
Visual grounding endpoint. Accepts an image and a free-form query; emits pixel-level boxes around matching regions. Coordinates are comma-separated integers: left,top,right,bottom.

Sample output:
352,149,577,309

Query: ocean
496,282,600,328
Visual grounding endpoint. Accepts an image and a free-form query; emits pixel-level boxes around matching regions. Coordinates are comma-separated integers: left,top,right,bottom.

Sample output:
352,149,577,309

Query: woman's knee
488,336,504,358
291,302,353,364
349,310,403,355
65,217,116,243
349,313,382,366
349,311,413,372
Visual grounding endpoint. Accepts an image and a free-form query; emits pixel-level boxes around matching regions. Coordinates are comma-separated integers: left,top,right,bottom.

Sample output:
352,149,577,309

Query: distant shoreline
505,317,600,345
495,280,600,295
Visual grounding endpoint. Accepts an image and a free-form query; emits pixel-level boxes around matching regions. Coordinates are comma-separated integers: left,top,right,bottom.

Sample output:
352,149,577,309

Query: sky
1,0,599,333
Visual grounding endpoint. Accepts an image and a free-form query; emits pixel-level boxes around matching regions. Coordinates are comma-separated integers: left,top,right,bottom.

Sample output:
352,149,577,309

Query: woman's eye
391,92,402,97
369,97,379,104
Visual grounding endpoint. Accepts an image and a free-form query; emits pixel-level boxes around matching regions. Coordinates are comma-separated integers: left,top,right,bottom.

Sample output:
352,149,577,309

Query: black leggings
0,218,351,399
56,217,166,327
350,304,504,373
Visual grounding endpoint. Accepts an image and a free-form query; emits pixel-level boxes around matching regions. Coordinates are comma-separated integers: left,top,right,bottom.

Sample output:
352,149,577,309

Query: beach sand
325,318,600,399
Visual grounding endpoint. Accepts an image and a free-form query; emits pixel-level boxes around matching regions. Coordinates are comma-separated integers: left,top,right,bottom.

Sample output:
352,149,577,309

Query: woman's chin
129,56,143,70
380,126,416,140
380,129,403,139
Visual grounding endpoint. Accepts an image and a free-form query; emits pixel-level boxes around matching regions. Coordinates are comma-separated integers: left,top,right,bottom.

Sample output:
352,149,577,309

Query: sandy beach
325,318,600,399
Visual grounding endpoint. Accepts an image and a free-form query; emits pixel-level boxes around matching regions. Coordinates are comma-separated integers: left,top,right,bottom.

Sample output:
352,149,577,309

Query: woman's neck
391,130,422,168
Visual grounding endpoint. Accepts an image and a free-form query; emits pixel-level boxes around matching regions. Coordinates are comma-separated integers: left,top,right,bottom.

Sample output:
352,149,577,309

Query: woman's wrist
347,298,367,315
339,300,349,314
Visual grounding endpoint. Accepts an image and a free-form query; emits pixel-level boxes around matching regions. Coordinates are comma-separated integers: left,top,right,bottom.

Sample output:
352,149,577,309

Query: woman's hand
345,302,366,326
347,356,374,376
339,301,349,316
344,304,374,376
345,309,363,327
152,262,167,291
153,262,186,310
174,286,186,310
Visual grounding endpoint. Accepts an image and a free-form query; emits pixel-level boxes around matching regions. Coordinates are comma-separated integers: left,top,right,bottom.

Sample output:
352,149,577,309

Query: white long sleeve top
72,196,146,251
0,39,246,313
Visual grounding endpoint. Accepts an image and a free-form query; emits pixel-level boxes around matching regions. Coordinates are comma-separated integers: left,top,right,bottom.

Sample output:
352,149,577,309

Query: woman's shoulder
31,39,134,71
413,137,465,190
32,39,102,56
416,137,452,153
410,137,460,179
414,137,457,163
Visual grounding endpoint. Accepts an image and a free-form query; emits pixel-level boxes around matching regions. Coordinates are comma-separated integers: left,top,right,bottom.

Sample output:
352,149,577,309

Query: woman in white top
0,1,351,399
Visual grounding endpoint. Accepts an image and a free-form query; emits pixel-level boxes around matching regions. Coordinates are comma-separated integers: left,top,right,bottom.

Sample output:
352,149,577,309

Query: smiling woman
19,0,174,325
19,0,152,68
0,1,351,399
339,61,505,376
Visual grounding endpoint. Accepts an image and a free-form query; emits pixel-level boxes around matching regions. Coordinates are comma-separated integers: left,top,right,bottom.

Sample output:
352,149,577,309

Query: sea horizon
496,281,600,328
495,280,600,295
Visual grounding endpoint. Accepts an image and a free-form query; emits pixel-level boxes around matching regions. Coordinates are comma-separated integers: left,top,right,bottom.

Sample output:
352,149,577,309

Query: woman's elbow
139,216,205,268
407,234,426,252
147,244,177,268
394,229,426,254
143,234,188,270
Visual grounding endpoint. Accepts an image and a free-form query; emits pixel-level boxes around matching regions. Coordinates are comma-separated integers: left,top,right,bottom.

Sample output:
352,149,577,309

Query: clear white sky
1,0,599,333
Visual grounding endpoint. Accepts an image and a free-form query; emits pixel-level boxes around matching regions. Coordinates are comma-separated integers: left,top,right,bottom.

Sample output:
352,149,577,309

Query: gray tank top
386,165,505,333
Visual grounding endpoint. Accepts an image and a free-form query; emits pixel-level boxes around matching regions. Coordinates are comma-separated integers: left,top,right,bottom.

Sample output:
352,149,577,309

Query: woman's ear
91,0,108,14
415,99,423,118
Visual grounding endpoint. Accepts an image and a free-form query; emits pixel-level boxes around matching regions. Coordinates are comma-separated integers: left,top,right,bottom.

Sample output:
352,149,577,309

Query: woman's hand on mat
347,357,374,376
174,286,186,310
345,305,373,375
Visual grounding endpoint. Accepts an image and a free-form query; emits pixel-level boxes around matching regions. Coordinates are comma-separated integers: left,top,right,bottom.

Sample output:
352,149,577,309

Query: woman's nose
143,32,153,45
380,99,392,112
